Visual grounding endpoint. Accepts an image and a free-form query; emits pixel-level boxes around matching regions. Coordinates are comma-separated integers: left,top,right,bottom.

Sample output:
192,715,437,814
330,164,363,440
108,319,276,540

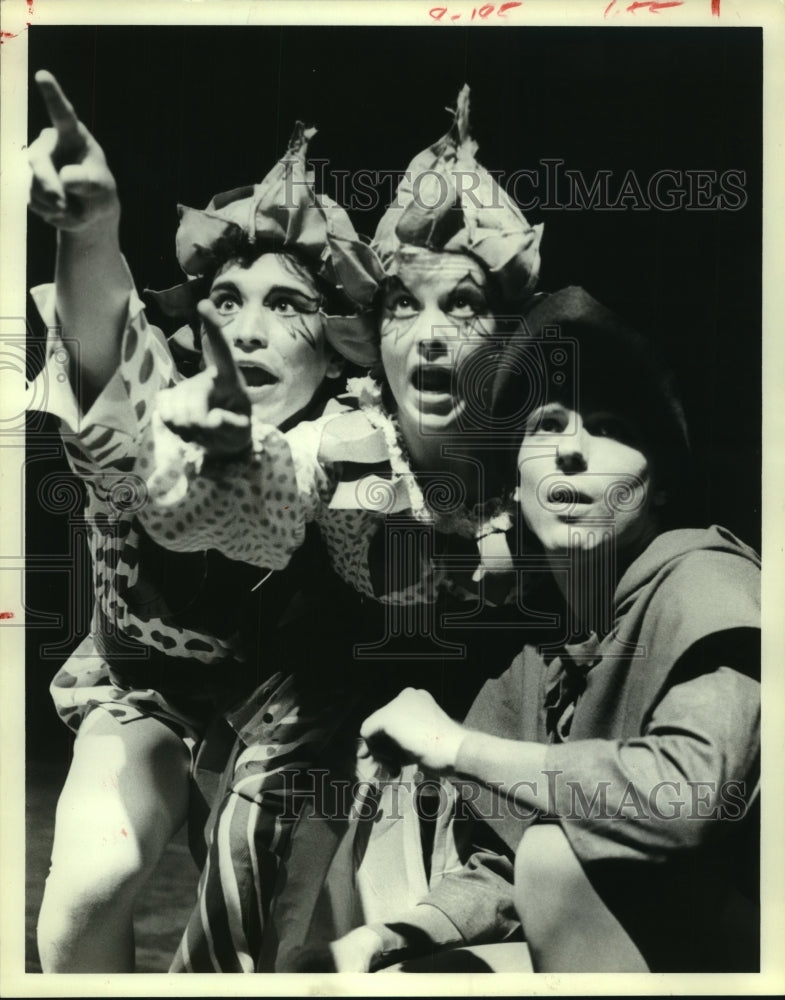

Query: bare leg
37,709,190,972
514,823,648,973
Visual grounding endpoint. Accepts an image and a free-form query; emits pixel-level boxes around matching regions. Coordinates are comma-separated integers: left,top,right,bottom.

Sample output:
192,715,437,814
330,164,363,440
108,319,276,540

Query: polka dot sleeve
136,410,339,571
28,281,177,477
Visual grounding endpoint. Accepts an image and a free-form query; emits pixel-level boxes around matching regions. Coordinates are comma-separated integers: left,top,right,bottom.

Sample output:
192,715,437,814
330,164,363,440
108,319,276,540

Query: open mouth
238,365,279,389
547,483,594,506
411,366,453,395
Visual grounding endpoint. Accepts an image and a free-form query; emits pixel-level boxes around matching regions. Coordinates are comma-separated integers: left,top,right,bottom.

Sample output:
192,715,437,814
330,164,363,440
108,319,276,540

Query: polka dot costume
139,387,512,608
134,377,518,973
29,283,258,741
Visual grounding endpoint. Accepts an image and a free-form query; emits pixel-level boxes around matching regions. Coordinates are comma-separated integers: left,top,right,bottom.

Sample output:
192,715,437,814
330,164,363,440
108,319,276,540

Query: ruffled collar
343,375,512,540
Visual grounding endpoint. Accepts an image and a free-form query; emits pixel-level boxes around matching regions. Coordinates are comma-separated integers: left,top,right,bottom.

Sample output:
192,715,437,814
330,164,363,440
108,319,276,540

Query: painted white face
202,252,340,427
380,249,498,438
517,402,658,558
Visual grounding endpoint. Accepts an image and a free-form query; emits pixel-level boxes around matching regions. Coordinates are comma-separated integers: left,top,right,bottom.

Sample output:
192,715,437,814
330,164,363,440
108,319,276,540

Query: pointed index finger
197,300,244,391
34,71,80,139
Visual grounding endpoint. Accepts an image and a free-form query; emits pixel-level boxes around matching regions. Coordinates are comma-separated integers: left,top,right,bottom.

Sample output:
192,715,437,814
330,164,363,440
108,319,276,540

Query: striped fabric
171,671,362,972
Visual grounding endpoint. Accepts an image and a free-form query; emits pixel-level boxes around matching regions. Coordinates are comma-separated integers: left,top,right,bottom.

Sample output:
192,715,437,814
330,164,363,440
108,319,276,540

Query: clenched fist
360,688,467,774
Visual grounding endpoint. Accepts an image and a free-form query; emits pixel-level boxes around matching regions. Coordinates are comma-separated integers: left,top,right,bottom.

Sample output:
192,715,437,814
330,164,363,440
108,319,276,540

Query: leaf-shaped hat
146,124,384,367
371,86,544,305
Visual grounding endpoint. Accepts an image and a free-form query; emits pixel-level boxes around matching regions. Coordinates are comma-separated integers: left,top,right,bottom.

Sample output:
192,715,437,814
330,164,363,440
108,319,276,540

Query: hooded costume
459,525,760,971
447,289,761,972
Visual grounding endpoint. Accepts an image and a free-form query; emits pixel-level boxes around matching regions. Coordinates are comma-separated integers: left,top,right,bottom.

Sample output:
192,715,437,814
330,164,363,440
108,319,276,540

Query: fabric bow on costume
146,123,384,367
371,85,544,305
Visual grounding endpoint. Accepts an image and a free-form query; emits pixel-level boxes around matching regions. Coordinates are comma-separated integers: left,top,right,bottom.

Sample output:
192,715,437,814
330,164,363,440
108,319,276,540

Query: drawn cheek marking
286,315,319,348
381,316,418,343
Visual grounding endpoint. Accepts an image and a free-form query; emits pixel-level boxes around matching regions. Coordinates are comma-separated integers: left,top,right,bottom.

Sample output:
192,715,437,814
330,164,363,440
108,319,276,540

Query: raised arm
28,70,132,407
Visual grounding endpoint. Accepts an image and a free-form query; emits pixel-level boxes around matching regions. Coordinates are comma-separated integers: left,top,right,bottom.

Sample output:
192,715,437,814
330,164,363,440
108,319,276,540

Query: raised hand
27,70,120,232
156,300,253,459
360,688,466,774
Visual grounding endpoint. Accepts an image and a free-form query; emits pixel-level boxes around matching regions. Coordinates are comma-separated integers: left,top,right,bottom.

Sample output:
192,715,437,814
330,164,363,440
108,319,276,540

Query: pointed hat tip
454,85,471,142
284,121,318,159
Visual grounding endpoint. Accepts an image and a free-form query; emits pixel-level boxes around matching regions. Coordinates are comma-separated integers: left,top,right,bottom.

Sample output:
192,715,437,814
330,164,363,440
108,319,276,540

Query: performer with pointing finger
137,85,546,974
26,70,379,973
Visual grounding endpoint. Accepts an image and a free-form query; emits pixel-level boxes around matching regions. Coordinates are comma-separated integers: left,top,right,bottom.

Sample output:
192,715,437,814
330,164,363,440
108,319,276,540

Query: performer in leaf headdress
26,69,379,973
138,85,549,974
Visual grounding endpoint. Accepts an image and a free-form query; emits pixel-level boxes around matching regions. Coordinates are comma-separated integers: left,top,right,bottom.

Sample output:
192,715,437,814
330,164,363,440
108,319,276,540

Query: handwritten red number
430,6,447,19
497,1,522,12
626,1,683,12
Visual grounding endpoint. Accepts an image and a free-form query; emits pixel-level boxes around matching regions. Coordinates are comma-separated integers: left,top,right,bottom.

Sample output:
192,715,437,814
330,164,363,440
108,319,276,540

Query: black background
25,25,762,757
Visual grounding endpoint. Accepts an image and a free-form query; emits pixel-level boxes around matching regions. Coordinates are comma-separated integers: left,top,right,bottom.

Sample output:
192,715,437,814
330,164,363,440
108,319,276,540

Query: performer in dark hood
360,286,760,972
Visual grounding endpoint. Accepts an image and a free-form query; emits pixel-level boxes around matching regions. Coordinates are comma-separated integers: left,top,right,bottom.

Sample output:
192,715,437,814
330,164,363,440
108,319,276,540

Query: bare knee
37,711,190,970
513,823,648,972
37,811,153,965
45,797,158,903
514,824,584,954
37,851,143,972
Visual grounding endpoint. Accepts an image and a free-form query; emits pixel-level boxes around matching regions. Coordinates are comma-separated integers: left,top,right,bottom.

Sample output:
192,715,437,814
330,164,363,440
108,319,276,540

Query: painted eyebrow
209,279,320,305
440,273,489,306
449,273,487,293
209,279,241,296
265,284,321,306
383,278,420,306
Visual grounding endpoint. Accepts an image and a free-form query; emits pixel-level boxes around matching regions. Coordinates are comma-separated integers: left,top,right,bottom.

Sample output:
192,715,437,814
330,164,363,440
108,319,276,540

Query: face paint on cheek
282,314,321,350
466,316,495,340
380,315,418,344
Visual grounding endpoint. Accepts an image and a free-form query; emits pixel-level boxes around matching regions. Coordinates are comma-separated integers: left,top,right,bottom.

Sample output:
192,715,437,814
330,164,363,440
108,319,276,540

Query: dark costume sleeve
411,848,518,946
455,541,761,865
546,543,760,864
544,662,760,863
